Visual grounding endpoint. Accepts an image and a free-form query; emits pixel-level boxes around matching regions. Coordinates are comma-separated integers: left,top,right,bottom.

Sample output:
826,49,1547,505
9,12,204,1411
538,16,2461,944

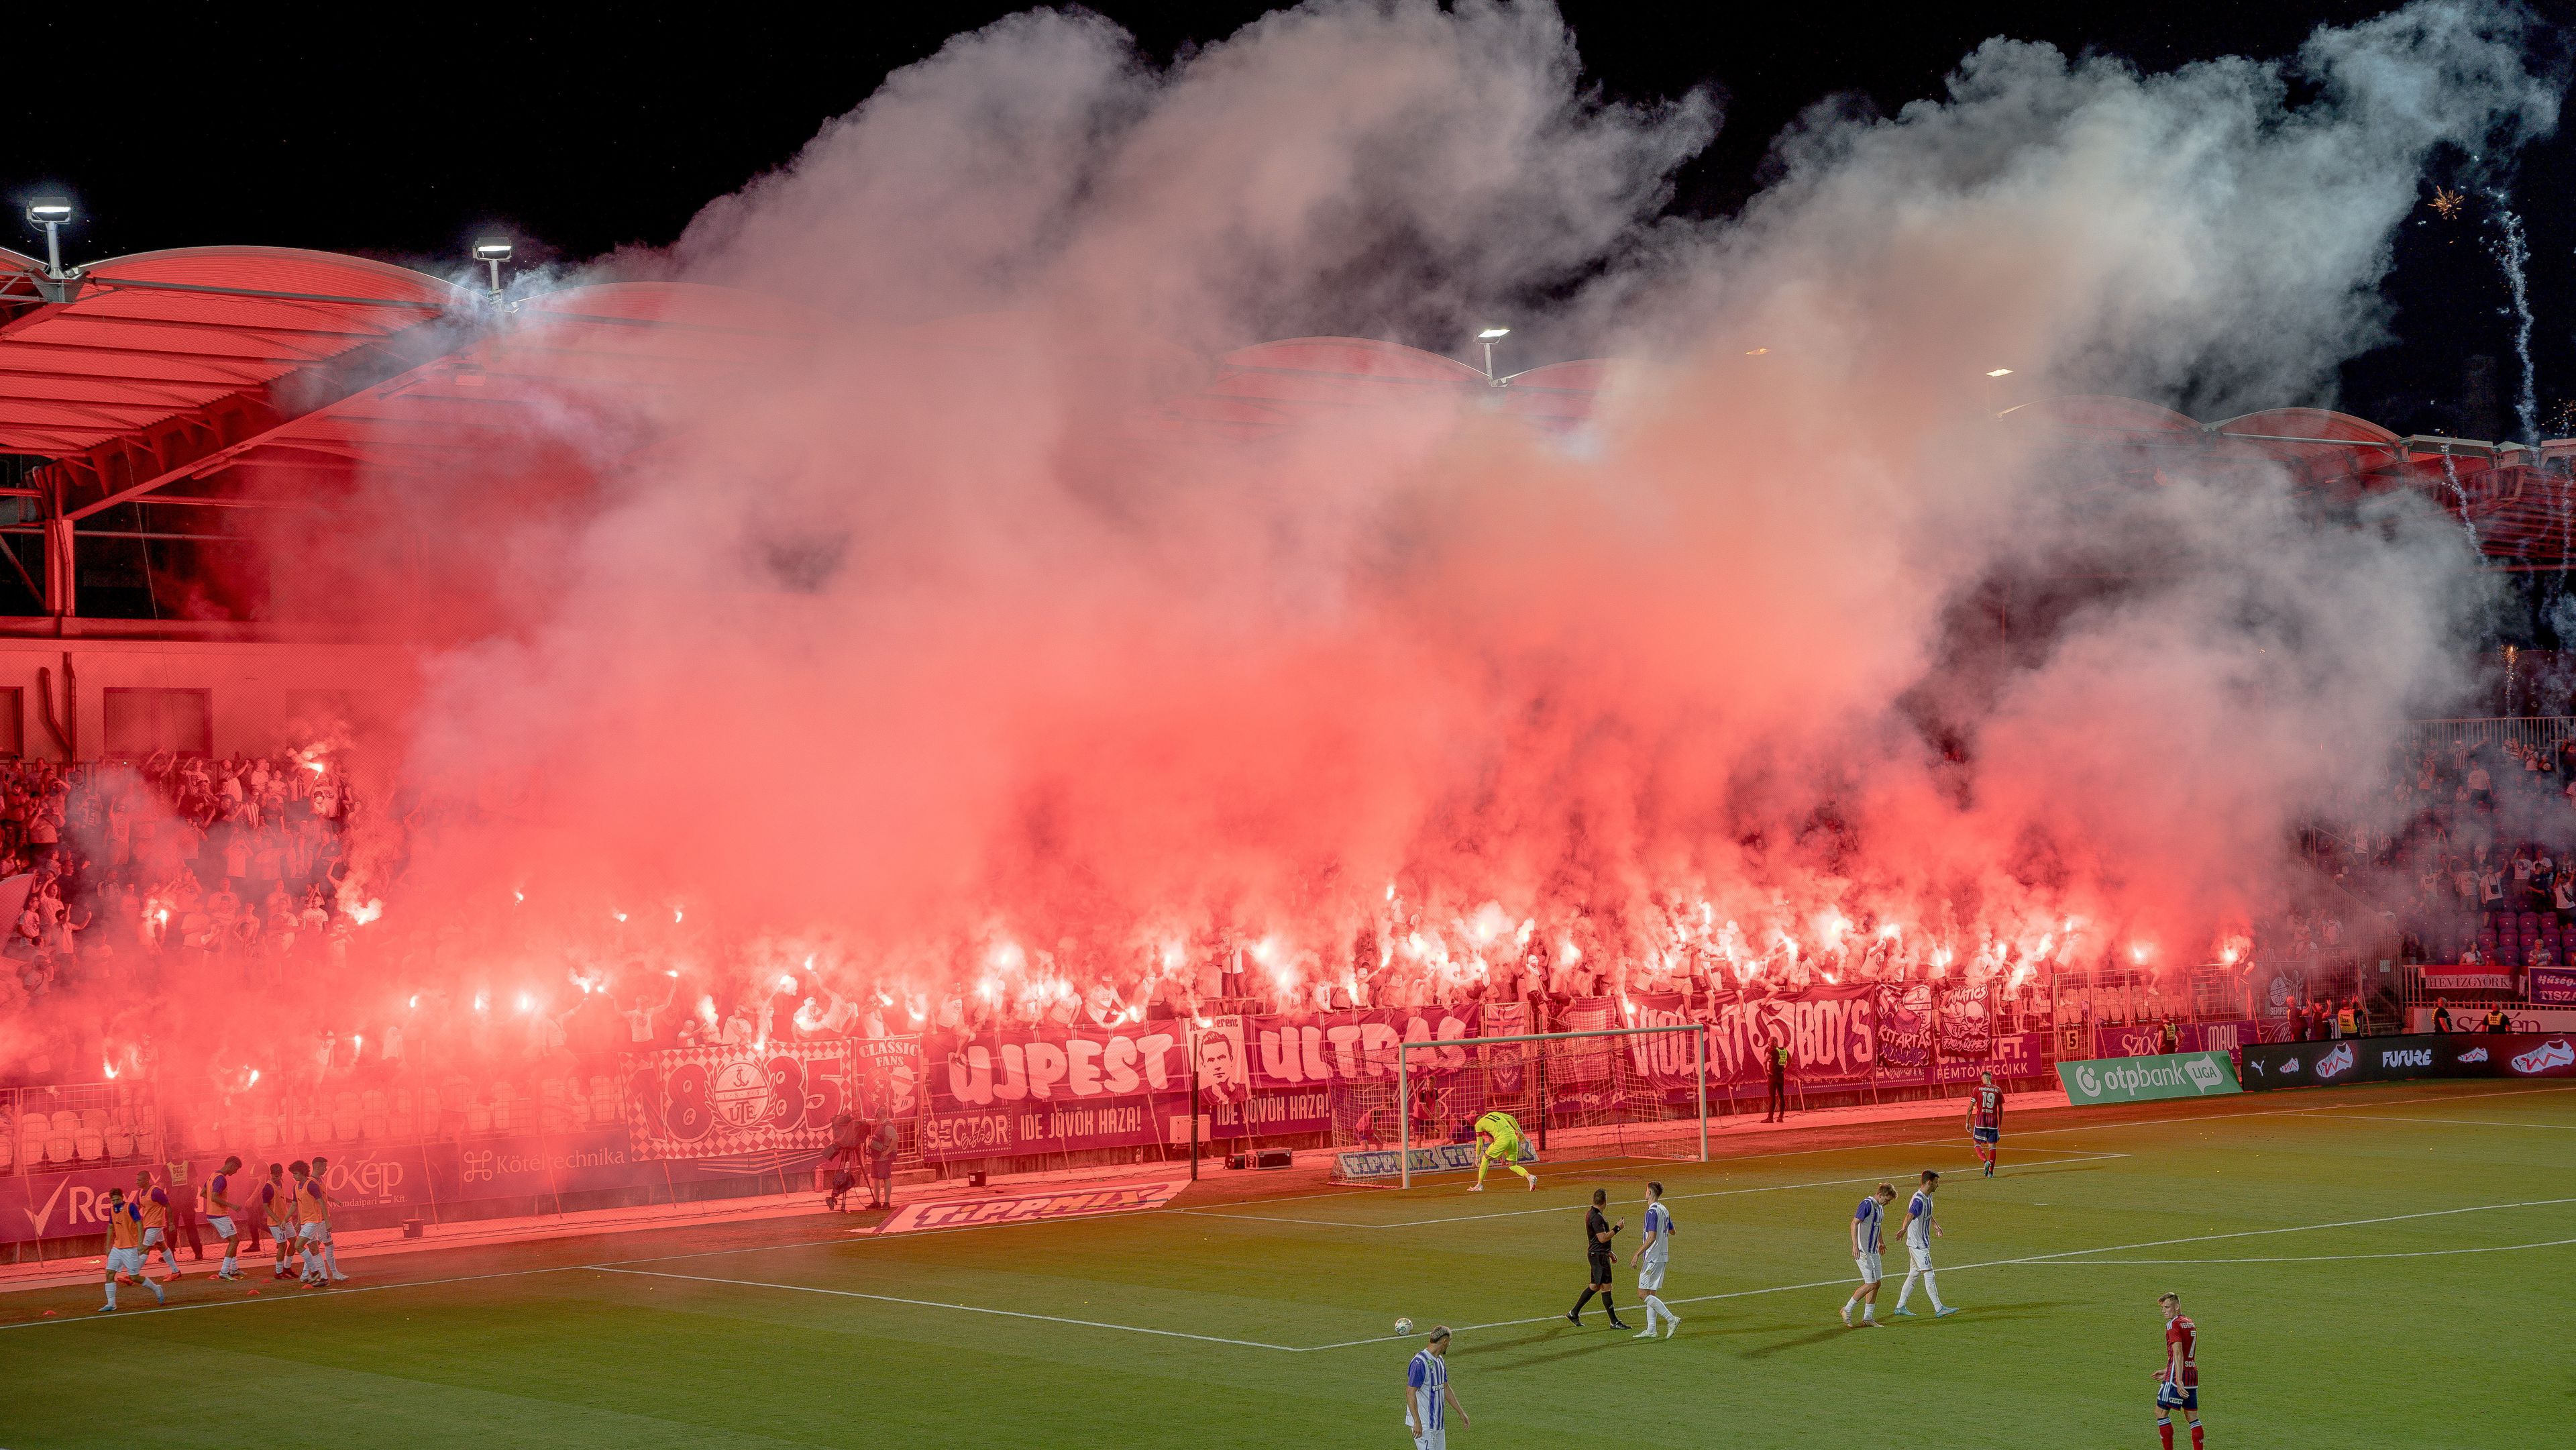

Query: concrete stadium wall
0,635,411,762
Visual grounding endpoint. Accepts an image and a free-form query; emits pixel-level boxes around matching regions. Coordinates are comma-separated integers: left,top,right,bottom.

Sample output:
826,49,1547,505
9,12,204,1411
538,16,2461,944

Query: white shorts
207,1214,236,1238
1636,1259,1666,1293
1854,1251,1882,1284
1411,1427,1446,1450
1907,1240,1933,1270
142,1227,164,1247
299,1222,328,1243
105,1247,145,1276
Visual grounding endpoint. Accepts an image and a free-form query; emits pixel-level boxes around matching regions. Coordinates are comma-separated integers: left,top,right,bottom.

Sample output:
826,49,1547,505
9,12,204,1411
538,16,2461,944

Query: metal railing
2395,716,2576,759
1,1081,163,1176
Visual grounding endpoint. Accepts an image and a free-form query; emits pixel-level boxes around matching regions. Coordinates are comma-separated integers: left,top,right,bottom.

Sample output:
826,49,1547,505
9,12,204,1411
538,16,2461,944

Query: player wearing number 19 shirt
2155,1292,2204,1449
1968,1070,2004,1176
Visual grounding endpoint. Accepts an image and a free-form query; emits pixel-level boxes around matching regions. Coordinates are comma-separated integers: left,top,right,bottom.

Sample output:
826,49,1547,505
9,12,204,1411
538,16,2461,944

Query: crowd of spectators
2325,734,2576,968
1,750,356,1014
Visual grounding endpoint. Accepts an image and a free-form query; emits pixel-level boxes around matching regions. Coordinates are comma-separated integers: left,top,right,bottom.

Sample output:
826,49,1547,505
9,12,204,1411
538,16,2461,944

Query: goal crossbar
1360,1022,1709,1189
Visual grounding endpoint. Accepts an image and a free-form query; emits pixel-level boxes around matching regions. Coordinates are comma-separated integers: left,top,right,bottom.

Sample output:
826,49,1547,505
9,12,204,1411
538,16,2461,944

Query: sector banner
620,1040,856,1161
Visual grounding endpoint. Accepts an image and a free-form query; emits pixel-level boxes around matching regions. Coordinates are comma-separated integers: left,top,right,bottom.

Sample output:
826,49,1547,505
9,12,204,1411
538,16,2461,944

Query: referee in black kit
1566,1188,1631,1329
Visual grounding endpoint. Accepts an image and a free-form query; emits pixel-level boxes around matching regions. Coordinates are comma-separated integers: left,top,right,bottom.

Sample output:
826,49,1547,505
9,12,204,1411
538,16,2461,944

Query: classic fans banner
621,1040,856,1161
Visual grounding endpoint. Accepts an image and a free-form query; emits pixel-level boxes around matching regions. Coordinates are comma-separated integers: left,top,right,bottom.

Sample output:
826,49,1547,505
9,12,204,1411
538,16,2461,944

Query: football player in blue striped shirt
1842,1182,1896,1327
1405,1326,1468,1449
1629,1181,1678,1338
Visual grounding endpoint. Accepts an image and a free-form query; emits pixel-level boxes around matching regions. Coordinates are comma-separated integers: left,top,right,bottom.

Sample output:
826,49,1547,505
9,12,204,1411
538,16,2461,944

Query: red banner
873,1178,1185,1235
620,1040,855,1161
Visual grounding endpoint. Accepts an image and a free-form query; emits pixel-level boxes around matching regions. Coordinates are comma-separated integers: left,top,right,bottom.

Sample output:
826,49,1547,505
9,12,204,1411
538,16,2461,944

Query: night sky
7,2,2573,437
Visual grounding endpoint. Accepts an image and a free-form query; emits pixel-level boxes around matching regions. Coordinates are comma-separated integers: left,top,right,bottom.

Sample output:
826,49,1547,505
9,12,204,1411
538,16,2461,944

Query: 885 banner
621,1040,857,1160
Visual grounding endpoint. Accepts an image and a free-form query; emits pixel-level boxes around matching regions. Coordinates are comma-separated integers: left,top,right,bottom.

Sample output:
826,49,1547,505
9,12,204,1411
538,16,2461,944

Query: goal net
1326,1024,1708,1188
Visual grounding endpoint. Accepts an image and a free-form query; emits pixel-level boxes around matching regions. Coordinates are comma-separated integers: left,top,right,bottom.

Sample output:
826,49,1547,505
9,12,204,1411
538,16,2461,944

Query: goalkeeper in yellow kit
1469,1109,1538,1192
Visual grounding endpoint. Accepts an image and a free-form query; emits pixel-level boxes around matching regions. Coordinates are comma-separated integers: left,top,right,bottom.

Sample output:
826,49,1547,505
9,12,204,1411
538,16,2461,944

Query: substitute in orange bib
264,1162,297,1280
98,1188,166,1312
305,1155,347,1283
133,1169,182,1280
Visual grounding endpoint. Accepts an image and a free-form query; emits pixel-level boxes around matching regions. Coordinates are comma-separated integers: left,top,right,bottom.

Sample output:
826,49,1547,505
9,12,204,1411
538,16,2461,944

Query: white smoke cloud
81,1,2572,1079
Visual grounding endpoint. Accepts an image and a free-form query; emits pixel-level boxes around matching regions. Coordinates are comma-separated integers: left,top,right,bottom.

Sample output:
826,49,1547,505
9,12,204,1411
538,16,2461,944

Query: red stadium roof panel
8,238,2573,576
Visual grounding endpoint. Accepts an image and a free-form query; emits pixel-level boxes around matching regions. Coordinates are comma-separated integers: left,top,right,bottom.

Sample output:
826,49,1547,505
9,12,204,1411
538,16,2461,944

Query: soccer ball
1395,1317,1413,1336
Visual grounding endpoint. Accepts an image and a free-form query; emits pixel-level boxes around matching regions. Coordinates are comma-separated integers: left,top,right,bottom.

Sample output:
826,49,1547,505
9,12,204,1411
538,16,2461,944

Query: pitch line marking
2029,1236,2576,1265
0,1265,590,1333
586,1265,1303,1351
1170,1152,2131,1230
1297,1193,2576,1350
2302,1111,2576,1131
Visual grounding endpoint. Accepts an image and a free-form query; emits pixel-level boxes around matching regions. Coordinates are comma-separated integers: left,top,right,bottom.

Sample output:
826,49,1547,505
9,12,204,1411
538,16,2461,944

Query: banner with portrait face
853,1035,922,1121
620,1040,856,1161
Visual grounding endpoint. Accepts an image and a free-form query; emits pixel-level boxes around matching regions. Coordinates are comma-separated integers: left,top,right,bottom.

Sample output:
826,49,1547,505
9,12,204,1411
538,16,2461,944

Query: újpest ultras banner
919,1008,1489,1161
621,1040,857,1161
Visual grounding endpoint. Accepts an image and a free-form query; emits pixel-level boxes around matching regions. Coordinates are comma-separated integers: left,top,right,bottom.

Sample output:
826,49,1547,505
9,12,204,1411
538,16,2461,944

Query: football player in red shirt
2155,1290,2203,1449
1967,1070,2004,1176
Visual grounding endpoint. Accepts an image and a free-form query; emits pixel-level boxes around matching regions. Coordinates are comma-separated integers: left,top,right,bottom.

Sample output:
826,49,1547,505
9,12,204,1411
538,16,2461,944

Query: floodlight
23,196,74,283
1477,325,1512,384
472,237,513,297
1986,368,2015,378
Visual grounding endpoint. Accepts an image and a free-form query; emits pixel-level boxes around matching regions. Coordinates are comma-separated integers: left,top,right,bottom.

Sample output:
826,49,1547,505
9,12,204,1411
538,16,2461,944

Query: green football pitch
3,1080,2566,1448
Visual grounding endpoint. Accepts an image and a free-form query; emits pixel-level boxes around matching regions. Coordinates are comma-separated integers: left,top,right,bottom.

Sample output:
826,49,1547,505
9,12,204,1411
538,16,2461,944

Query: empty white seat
46,1135,74,1163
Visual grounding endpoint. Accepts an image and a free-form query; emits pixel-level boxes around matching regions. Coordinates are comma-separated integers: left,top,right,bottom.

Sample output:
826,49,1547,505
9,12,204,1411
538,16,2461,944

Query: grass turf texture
2,1080,2564,1448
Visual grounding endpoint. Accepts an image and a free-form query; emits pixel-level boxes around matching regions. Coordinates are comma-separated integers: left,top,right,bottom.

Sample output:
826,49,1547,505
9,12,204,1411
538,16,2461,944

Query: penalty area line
586,1265,1303,1351
2020,1235,2576,1265
1171,1152,2131,1231
1297,1192,2576,1351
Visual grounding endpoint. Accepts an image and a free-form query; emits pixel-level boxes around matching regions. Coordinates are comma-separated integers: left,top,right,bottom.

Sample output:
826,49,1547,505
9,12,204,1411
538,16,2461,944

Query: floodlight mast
472,238,513,298
25,197,73,278
1478,325,1511,385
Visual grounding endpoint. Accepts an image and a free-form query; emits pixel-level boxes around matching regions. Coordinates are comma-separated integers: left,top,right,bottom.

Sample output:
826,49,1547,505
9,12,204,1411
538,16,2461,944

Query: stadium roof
7,242,2576,621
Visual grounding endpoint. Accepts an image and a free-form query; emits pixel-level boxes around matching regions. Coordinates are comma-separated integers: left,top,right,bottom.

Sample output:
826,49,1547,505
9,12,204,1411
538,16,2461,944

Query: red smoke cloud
15,2,2561,1090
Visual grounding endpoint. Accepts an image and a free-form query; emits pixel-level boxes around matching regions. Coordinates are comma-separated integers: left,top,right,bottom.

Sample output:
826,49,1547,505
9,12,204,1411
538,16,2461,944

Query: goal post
1326,1023,1711,1189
